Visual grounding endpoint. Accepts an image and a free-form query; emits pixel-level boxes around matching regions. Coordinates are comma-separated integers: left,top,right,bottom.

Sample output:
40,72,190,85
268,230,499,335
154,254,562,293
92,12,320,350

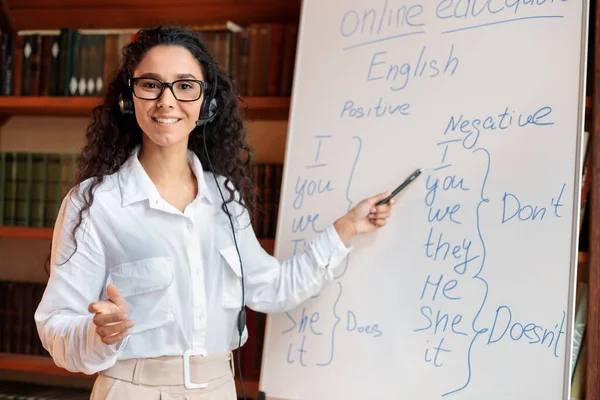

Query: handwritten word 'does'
346,311,382,338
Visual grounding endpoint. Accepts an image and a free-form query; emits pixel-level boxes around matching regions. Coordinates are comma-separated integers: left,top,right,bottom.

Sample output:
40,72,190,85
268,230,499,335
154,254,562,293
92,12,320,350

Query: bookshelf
0,96,291,122
0,1,289,398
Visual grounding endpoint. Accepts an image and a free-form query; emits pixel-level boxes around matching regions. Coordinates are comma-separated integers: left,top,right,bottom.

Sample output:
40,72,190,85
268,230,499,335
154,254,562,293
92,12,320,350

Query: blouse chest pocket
219,246,244,309
106,257,175,334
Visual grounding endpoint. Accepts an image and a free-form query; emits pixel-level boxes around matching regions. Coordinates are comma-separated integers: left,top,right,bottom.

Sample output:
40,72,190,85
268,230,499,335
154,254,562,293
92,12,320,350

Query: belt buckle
183,349,209,389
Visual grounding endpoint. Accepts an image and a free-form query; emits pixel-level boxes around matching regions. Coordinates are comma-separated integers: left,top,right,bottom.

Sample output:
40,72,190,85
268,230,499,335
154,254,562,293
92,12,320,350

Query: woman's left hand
333,191,396,244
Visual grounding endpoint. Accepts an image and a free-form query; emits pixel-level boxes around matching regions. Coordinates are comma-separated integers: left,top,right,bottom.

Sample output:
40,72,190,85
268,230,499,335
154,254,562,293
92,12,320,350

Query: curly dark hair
49,25,255,270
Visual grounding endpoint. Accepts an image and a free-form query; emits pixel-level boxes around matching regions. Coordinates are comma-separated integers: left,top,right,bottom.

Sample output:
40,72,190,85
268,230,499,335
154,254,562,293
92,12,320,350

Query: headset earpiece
118,93,134,115
196,97,218,127
196,71,219,127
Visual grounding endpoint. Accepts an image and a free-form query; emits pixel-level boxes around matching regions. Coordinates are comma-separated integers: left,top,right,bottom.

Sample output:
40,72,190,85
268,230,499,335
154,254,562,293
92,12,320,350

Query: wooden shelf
0,226,53,239
0,96,290,120
0,353,259,396
0,226,276,254
5,0,301,30
0,353,92,379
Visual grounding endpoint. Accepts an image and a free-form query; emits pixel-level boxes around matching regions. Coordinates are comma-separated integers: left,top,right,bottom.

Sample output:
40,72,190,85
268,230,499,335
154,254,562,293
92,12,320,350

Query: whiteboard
259,1,589,399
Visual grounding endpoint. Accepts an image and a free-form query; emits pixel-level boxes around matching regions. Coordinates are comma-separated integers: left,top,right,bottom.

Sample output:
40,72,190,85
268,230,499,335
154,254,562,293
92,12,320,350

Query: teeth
154,118,179,124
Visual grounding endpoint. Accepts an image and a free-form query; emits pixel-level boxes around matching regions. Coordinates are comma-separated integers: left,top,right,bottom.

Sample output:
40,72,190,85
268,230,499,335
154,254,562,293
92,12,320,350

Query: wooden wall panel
587,0,600,398
6,1,301,29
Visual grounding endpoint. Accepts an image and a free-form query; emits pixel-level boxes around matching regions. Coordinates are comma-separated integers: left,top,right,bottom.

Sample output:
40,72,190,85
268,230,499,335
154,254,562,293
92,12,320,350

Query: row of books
0,21,298,98
0,152,75,228
252,163,282,239
0,281,47,356
0,381,90,400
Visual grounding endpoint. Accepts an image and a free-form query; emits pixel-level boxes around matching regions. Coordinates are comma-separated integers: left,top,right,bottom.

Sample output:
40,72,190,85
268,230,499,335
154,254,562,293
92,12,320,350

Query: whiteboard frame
563,1,591,399
258,1,592,399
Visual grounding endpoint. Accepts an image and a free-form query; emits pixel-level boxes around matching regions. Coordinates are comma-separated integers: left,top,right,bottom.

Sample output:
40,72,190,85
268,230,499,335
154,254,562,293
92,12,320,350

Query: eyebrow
138,72,199,80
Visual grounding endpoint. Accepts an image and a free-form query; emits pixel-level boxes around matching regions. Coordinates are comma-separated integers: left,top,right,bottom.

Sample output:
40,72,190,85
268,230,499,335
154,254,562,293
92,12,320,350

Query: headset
119,64,248,400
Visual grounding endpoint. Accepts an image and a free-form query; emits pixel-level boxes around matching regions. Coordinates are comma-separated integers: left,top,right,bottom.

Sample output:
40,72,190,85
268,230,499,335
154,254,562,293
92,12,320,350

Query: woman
34,25,395,399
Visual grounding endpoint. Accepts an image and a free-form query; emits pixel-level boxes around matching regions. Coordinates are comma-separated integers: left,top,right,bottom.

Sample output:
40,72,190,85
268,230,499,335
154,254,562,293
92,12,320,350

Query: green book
4,152,17,225
44,154,62,228
30,153,48,227
0,152,5,224
15,152,33,226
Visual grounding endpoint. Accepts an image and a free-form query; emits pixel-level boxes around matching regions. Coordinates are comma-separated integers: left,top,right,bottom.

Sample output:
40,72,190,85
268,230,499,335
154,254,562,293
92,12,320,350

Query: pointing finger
107,285,128,309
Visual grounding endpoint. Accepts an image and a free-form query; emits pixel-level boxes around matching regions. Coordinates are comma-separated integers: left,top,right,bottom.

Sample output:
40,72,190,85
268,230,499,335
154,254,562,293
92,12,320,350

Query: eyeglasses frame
128,77,209,102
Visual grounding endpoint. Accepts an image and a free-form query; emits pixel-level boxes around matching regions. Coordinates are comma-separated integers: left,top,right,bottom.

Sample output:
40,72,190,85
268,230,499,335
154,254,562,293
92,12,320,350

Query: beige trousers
90,352,237,400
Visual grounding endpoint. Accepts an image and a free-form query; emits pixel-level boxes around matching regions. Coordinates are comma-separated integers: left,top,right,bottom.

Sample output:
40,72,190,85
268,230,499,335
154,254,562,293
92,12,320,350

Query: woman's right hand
88,284,134,345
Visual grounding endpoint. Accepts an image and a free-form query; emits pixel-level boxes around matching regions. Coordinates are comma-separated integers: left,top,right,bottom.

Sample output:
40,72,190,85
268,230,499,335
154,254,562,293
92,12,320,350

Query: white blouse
34,147,352,375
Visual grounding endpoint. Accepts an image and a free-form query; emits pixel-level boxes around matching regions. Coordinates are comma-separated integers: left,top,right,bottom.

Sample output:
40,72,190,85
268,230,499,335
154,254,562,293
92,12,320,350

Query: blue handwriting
340,1,426,50
487,306,566,358
346,311,382,337
294,177,334,210
444,105,554,149
415,305,468,336
367,44,459,91
340,97,411,119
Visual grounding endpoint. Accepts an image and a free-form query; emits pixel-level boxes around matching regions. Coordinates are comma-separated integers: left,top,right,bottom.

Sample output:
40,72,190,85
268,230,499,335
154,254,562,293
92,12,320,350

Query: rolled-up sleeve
236,211,353,313
34,190,127,375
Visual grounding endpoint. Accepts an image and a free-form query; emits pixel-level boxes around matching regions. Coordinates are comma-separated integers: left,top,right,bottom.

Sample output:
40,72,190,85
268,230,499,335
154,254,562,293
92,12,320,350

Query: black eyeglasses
129,77,208,102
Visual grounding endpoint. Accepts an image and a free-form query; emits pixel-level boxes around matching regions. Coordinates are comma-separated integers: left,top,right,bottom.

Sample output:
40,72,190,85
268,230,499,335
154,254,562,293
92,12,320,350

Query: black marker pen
376,168,424,206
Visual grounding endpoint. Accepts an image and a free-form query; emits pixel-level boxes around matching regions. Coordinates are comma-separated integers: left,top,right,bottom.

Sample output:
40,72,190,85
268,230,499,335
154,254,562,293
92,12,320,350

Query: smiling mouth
152,117,181,124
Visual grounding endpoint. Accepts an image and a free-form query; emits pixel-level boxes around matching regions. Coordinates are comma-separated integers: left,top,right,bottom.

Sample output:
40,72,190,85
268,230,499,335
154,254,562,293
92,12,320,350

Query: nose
157,85,177,108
